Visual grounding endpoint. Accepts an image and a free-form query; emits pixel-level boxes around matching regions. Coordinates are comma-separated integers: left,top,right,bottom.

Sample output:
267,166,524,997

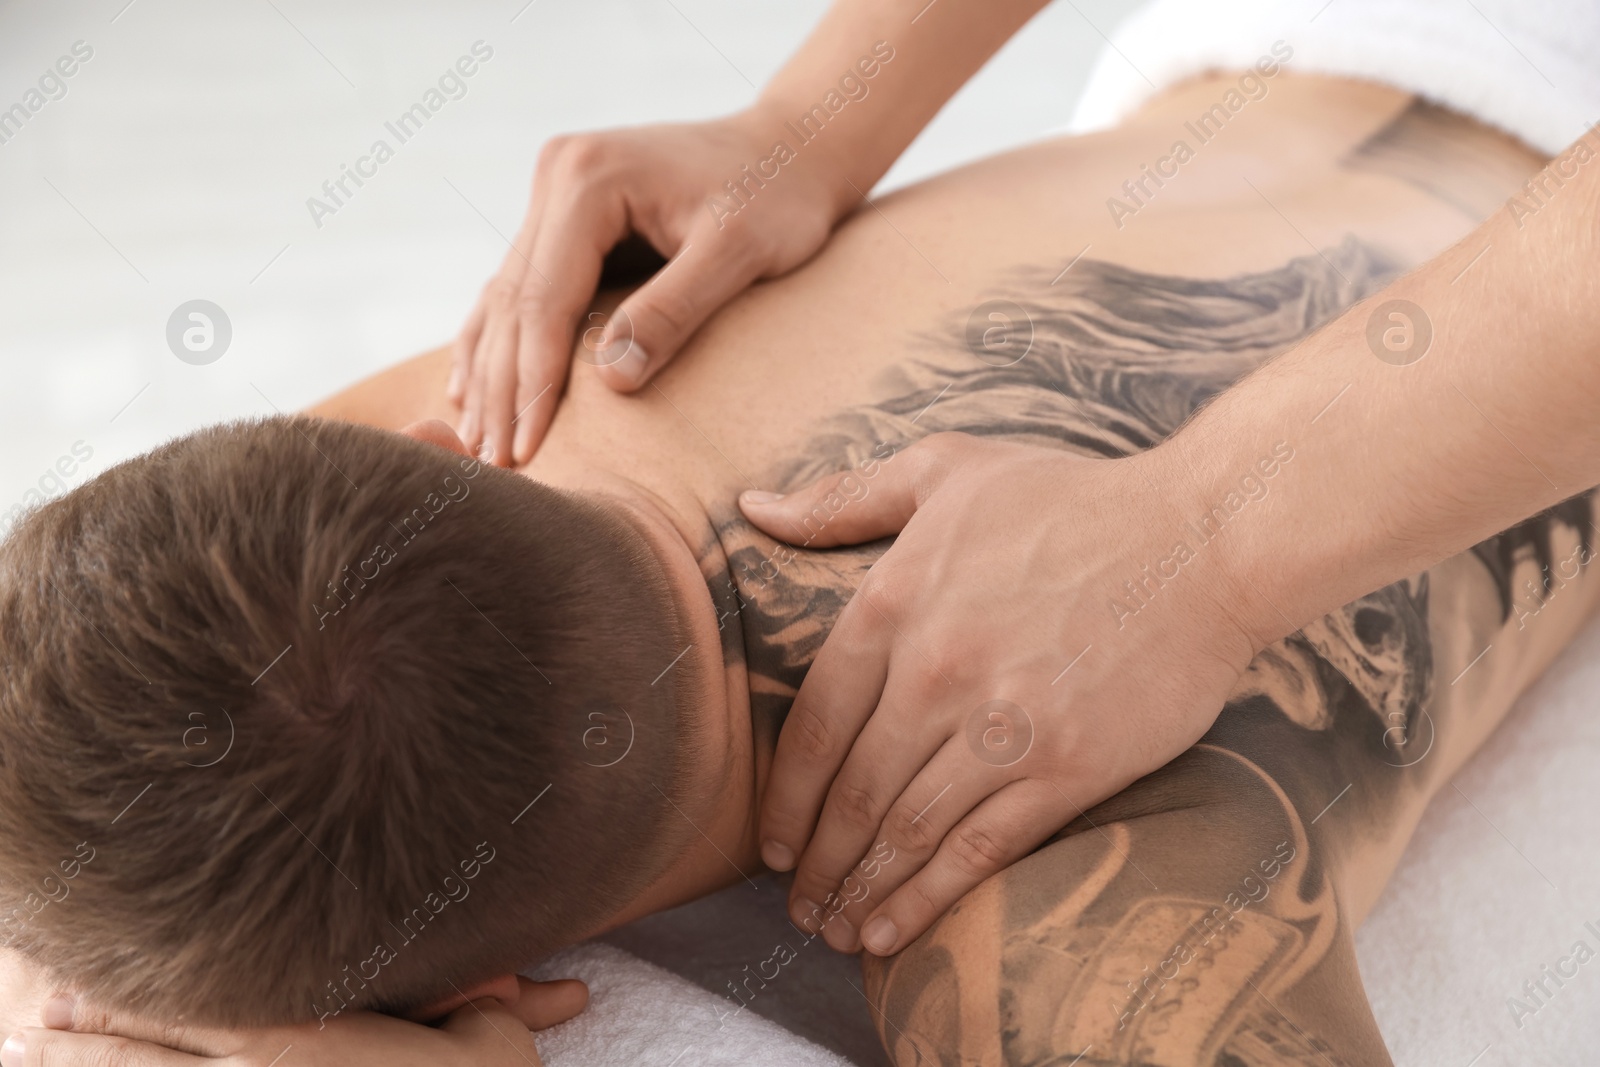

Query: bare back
317,73,1592,1065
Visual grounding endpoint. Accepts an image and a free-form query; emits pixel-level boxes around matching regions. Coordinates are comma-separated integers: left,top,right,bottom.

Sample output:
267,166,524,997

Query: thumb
738,434,959,548
593,229,763,393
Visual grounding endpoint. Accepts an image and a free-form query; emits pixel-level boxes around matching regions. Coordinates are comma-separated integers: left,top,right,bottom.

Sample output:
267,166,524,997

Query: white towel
1067,0,1600,156
526,944,855,1067
1355,612,1600,1066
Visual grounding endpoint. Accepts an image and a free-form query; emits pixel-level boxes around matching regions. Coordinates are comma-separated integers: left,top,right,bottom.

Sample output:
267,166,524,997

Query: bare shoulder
305,346,455,430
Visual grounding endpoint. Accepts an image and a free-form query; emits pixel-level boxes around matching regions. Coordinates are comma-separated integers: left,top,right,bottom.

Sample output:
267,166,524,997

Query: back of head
0,415,693,1025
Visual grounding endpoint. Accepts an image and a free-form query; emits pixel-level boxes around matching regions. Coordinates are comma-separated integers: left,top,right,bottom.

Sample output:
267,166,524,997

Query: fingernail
791,897,824,935
607,343,651,388
42,995,74,1030
2,1033,25,1065
761,839,795,871
822,912,856,952
861,916,899,954
741,490,785,506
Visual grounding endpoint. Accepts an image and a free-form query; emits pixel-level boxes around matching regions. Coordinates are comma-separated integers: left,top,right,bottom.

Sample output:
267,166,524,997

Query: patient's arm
4,977,586,1065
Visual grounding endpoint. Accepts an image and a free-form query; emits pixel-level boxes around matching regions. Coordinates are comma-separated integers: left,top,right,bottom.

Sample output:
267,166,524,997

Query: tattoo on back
695,238,1596,1065
1340,99,1545,223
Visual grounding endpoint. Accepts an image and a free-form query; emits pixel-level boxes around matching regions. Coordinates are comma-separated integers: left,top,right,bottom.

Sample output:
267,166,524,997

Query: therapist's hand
738,433,1267,955
452,108,848,466
2,977,587,1067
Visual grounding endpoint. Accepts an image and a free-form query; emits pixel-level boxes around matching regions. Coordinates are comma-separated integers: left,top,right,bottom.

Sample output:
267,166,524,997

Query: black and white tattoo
690,223,1595,1064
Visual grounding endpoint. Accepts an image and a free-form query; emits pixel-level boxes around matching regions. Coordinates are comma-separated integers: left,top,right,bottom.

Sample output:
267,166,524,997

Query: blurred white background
3,3,1599,1065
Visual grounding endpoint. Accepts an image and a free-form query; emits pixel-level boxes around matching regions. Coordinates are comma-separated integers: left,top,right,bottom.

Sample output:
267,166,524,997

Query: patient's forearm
755,0,1052,211
1172,129,1600,646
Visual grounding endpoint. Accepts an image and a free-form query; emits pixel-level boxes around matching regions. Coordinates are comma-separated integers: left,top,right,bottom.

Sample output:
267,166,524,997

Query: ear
401,418,473,458
404,973,521,1022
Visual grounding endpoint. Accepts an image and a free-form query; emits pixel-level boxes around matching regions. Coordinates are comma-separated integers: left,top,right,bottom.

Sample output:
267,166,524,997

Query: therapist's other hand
452,108,847,466
738,433,1264,955
2,976,587,1067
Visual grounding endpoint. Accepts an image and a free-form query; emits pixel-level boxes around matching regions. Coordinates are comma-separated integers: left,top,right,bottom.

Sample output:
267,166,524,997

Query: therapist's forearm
1166,129,1600,646
753,0,1052,212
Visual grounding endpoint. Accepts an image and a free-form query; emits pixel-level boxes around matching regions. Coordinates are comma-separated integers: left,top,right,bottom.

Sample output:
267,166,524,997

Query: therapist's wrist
728,98,867,223
1139,431,1309,658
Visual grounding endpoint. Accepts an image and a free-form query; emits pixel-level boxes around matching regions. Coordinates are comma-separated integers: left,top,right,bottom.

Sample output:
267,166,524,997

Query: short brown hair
0,416,694,1025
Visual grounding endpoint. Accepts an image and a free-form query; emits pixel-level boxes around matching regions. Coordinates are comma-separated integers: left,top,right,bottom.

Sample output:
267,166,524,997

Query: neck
525,449,779,930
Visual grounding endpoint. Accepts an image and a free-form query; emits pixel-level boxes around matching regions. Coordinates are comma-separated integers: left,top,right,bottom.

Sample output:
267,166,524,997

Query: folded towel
527,943,856,1067
1067,0,1600,156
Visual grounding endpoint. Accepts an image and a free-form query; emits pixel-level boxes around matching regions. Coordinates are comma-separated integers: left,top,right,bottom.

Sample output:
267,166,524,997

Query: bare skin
311,73,1593,1065
9,73,1592,1066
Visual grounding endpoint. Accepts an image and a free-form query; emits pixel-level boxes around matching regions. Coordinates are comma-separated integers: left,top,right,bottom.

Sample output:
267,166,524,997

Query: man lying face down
0,415,735,1027
5,230,1596,1064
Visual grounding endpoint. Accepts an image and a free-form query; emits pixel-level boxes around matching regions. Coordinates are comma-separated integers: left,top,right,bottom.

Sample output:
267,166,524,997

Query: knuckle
104,1036,143,1066
837,872,872,910
854,569,902,618
896,877,943,923
539,133,609,184
539,133,571,159
515,289,553,320
156,1024,190,1051
637,287,698,337
716,214,769,263
944,823,1008,880
829,778,882,829
920,644,966,690
785,705,837,764
556,133,607,171
795,871,841,912
484,277,520,312
77,1007,114,1034
535,134,573,172
106,1036,148,1067
884,805,939,855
